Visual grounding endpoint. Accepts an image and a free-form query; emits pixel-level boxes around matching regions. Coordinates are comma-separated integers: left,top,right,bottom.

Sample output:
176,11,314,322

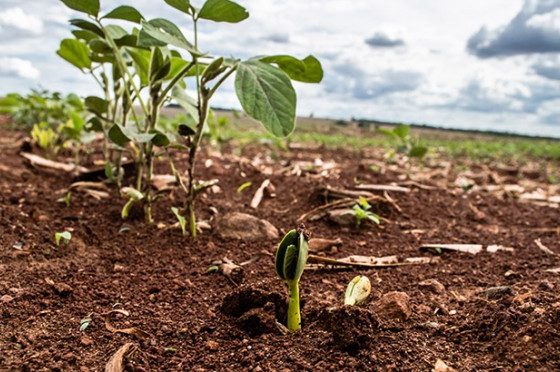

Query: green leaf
104,25,128,40
172,87,198,120
85,96,108,116
54,231,72,246
88,39,111,54
60,0,99,17
202,57,225,83
171,207,187,236
127,48,151,86
72,30,100,42
198,0,249,23
164,0,191,14
150,130,170,146
393,124,410,140
57,39,91,71
108,124,130,146
109,124,157,146
260,55,323,83
140,19,198,55
275,229,298,280
69,19,104,37
103,5,144,23
235,60,296,137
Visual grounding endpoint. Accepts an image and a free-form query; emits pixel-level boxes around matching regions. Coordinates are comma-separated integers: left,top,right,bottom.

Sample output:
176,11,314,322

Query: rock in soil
482,286,514,300
215,212,279,241
419,279,445,294
373,291,412,323
318,306,379,352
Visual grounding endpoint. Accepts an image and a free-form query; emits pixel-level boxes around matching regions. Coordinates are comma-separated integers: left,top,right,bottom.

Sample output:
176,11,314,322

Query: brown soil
1,126,560,371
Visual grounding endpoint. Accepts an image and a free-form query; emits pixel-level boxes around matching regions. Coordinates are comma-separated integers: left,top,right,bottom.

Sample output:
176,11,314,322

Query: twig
298,195,388,222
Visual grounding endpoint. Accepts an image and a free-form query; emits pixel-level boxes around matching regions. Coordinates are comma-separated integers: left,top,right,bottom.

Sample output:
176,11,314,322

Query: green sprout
57,191,72,207
344,276,371,306
352,196,380,227
237,181,252,193
275,228,309,332
54,231,72,246
171,207,187,236
121,187,144,220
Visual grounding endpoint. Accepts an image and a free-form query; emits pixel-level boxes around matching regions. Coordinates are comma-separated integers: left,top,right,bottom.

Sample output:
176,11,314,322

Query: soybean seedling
344,276,371,306
352,196,380,227
275,228,309,332
379,124,428,159
54,231,72,246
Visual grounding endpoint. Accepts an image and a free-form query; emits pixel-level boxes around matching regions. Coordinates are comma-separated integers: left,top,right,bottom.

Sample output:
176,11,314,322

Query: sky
1,0,560,137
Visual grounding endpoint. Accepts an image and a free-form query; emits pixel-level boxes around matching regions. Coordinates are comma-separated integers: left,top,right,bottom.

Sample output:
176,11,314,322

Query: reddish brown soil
1,127,560,371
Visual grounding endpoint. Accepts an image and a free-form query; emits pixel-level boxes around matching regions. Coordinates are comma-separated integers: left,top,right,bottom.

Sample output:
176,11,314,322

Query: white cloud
0,57,40,79
0,7,43,35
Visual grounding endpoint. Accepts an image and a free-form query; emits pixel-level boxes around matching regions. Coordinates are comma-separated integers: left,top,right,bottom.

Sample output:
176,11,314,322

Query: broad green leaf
115,34,138,48
103,5,144,23
127,48,150,86
235,60,296,137
104,25,128,40
171,207,187,235
72,30,99,42
69,19,104,37
140,19,198,55
108,124,130,146
86,117,103,132
260,55,323,83
109,124,157,146
89,39,111,54
198,0,248,23
57,39,91,71
60,0,99,17
85,96,108,116
164,0,191,14
150,130,170,146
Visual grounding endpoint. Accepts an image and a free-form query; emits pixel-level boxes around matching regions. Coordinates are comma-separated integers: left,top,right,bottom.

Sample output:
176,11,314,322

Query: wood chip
104,310,150,339
535,239,555,255
486,245,515,253
421,244,483,255
355,184,411,193
307,254,437,269
21,152,89,173
105,343,135,372
151,174,176,191
250,179,271,209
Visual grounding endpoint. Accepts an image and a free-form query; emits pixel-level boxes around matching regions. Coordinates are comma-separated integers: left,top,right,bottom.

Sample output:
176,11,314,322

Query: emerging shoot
171,207,187,236
54,231,72,246
352,196,380,227
275,228,309,332
344,275,371,306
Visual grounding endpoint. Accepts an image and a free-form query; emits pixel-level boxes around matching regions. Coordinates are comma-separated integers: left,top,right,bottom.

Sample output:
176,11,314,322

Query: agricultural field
1,0,560,371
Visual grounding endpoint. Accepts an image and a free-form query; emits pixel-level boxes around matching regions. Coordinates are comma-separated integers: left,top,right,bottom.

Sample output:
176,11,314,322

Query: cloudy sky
1,0,560,137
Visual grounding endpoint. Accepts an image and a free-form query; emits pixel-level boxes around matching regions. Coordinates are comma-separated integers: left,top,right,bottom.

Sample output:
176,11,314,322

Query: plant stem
287,280,301,331
144,94,160,223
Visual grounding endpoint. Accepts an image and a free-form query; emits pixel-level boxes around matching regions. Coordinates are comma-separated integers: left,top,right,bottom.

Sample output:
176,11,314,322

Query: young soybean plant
141,0,323,236
275,229,309,332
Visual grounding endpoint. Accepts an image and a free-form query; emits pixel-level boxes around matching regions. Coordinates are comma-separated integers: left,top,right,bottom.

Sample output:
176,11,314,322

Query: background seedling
54,231,72,246
352,196,380,227
275,228,309,332
171,207,187,236
379,124,428,160
344,276,371,306
237,181,252,193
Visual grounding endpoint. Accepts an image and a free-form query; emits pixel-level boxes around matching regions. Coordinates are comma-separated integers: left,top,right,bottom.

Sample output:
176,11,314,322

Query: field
1,112,560,370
